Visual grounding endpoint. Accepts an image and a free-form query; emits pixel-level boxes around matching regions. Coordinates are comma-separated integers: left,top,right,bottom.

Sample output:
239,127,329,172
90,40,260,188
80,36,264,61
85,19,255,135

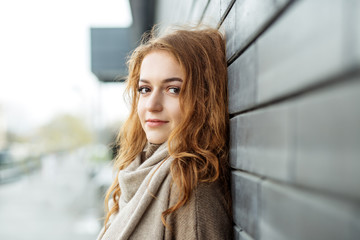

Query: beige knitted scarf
97,143,173,240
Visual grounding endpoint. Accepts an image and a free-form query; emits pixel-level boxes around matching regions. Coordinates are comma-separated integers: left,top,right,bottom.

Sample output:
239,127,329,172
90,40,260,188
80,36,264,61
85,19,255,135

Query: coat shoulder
165,180,233,240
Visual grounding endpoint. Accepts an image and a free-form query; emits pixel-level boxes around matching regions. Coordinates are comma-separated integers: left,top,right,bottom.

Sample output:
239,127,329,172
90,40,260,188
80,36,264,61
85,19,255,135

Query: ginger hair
103,25,230,230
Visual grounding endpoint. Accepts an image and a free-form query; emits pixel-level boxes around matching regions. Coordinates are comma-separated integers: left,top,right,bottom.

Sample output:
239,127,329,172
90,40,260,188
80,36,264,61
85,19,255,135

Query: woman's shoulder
165,180,233,240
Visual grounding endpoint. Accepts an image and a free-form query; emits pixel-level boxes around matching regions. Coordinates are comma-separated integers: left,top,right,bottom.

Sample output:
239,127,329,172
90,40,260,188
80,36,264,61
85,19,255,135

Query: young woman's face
137,50,185,144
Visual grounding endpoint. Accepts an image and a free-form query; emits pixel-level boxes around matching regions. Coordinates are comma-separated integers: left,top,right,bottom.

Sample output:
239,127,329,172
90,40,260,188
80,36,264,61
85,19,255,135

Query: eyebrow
139,77,183,83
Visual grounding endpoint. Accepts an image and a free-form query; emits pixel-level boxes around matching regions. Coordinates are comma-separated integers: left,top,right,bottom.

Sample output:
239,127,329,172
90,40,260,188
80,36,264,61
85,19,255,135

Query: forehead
139,50,185,81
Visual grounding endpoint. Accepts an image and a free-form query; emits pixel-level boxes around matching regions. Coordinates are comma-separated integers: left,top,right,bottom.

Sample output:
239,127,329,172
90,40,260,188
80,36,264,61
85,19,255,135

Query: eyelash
137,86,181,95
168,87,181,94
138,86,151,94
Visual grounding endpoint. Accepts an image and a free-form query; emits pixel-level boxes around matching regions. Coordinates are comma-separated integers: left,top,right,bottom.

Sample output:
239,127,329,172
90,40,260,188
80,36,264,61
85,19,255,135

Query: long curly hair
103,25,230,230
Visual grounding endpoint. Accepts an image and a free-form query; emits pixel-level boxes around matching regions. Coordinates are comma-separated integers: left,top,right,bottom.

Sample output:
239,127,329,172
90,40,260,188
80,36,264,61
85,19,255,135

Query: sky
0,0,132,134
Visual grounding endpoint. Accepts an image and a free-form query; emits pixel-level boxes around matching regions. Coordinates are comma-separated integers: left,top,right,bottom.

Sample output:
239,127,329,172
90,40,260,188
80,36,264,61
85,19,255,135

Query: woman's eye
138,87,150,94
168,87,180,94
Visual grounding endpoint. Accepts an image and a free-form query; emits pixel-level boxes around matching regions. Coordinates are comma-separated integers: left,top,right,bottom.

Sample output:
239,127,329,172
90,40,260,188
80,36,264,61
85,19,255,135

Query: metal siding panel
260,180,360,240
230,104,292,182
228,44,257,114
295,78,360,200
221,0,292,60
188,0,210,22
234,225,255,240
220,0,234,18
202,0,221,27
231,171,261,239
155,0,195,27
257,0,346,103
357,1,360,65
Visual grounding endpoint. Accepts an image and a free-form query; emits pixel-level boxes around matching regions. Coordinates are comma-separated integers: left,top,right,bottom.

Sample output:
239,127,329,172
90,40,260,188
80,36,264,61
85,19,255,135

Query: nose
146,90,163,112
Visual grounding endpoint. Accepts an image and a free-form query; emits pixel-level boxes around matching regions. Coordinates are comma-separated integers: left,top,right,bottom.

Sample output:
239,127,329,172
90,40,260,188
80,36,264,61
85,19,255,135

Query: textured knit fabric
97,142,172,240
97,142,233,240
165,180,233,240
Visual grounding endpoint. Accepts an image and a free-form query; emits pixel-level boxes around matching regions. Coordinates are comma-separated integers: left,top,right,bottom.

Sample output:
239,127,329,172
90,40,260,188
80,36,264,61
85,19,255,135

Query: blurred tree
7,131,31,144
36,114,94,153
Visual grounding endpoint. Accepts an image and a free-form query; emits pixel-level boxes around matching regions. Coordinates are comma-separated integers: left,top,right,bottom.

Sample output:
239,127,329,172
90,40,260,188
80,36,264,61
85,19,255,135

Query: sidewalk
0,152,102,240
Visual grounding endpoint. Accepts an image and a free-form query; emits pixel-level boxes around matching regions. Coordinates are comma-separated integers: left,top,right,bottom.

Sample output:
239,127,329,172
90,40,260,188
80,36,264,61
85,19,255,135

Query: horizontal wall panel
221,0,291,60
229,104,292,182
188,0,209,22
220,0,234,18
294,78,360,200
231,171,261,239
357,2,360,64
344,0,360,67
260,180,360,240
227,0,360,113
229,117,237,169
356,0,360,65
233,226,241,240
155,0,194,27
234,225,255,240
201,0,221,27
230,76,360,199
228,44,257,114
257,0,349,103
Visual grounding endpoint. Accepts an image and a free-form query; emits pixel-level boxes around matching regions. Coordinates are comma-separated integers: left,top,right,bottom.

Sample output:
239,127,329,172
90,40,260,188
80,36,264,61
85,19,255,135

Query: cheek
137,99,145,121
172,101,183,123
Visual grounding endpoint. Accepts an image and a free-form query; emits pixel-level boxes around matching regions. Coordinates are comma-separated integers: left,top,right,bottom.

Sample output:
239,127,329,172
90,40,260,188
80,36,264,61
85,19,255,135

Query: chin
146,135,167,145
148,140,166,145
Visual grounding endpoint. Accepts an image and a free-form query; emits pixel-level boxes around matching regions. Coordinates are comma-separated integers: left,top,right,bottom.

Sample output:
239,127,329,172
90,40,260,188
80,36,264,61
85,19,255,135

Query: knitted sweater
97,143,232,240
165,177,233,239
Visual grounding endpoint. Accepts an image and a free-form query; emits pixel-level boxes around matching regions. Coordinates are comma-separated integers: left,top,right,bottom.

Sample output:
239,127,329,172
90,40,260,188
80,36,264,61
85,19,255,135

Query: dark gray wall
91,0,157,82
90,28,134,82
155,0,360,239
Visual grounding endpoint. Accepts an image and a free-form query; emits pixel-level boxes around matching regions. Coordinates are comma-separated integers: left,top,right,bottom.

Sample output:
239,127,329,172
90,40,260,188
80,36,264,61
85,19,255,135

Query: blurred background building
0,0,359,240
90,0,156,83
0,105,6,150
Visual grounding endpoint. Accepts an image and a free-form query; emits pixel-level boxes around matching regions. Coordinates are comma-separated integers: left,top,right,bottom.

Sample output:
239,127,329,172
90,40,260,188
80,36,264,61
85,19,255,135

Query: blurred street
0,152,106,240
0,1,128,239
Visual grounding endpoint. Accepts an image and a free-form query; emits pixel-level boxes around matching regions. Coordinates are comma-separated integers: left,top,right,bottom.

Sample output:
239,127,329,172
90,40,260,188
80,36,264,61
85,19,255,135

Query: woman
97,26,232,240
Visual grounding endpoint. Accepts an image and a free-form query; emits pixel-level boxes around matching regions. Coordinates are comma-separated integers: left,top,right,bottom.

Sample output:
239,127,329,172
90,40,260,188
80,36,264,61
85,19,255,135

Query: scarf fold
98,142,173,240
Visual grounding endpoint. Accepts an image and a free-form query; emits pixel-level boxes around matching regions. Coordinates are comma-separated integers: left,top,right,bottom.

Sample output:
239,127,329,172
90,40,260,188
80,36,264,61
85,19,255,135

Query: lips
145,119,169,127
